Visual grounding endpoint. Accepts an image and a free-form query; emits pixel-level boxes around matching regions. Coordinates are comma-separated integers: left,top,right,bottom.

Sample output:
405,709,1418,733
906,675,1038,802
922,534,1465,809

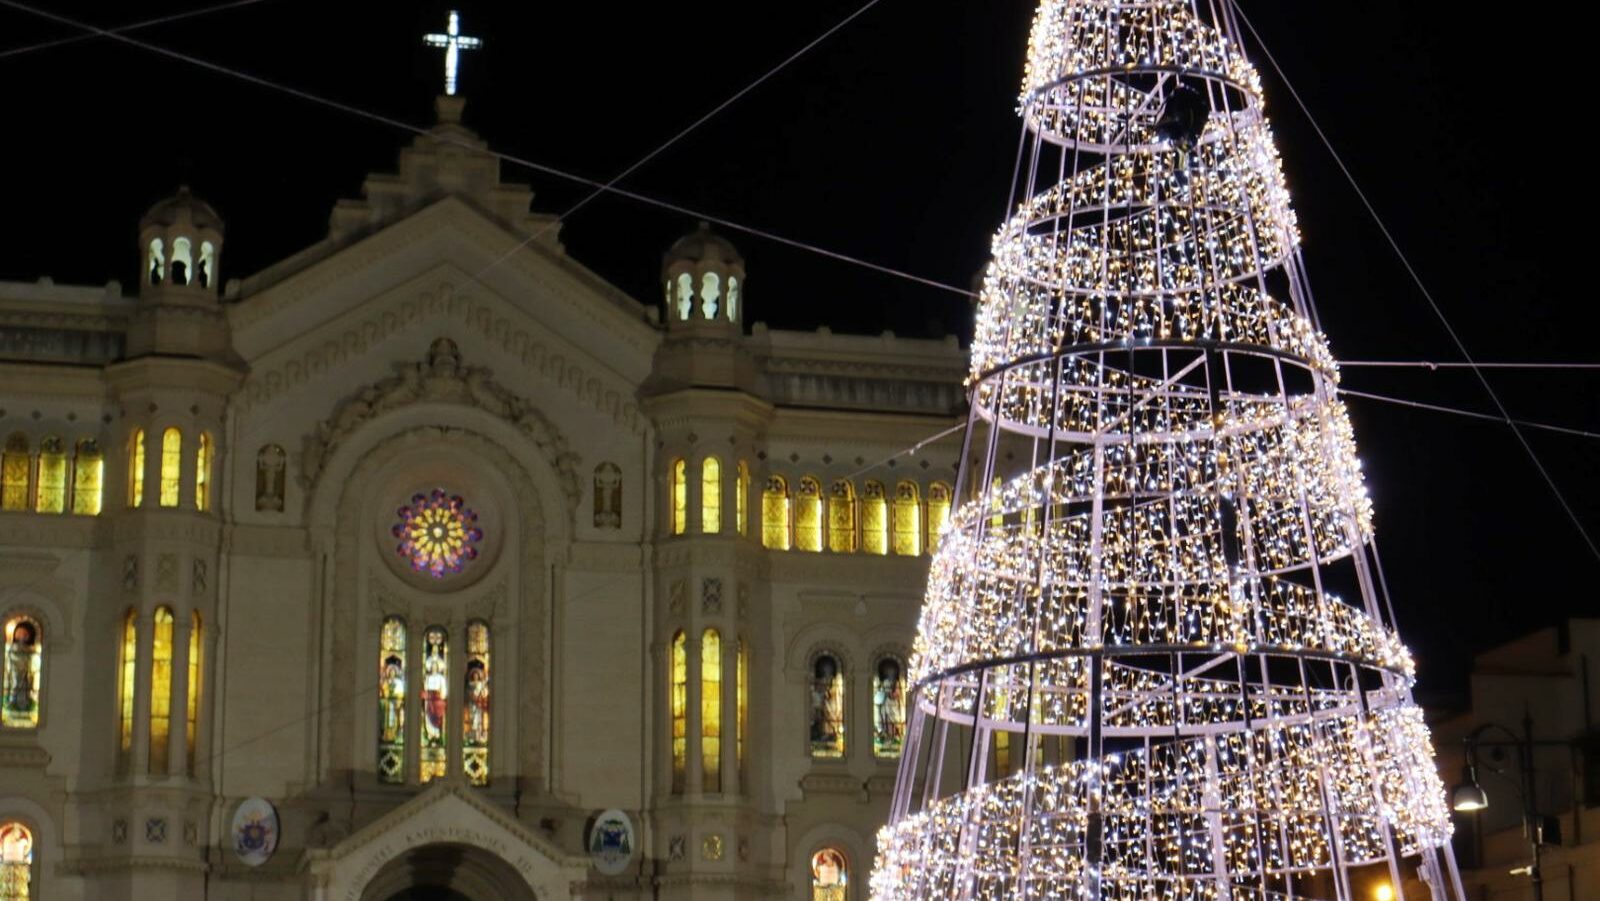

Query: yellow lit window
990,476,1003,528
862,481,888,555
72,440,103,515
761,476,790,550
670,458,687,535
701,629,722,792
462,620,491,786
701,457,722,534
128,429,145,508
994,730,1012,778
1,820,34,901
827,480,857,553
794,477,823,552
32,436,65,514
118,609,136,765
195,433,214,512
809,654,845,758
892,480,922,556
150,606,174,774
1,434,29,512
159,428,182,507
736,637,748,791
671,630,687,793
1,616,43,728
419,626,449,783
186,611,202,773
736,461,750,536
811,848,848,901
377,616,407,784
927,481,952,549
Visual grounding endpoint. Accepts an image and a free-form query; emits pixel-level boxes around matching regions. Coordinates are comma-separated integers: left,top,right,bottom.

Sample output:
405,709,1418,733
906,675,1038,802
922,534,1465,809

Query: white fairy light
874,2,1456,899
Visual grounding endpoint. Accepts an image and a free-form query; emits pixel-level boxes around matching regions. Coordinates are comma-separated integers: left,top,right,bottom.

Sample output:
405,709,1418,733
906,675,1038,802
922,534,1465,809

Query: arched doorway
359,843,540,901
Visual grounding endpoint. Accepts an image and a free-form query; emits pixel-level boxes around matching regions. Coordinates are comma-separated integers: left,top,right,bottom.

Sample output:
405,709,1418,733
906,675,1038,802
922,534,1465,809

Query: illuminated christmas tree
873,2,1463,898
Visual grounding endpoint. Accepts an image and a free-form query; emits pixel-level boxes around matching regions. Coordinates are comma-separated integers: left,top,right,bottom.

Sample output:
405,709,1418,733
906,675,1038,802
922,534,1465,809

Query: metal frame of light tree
873,2,1464,899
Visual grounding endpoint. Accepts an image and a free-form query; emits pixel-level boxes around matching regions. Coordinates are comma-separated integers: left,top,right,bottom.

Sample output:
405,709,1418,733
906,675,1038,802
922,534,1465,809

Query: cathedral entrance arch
305,782,589,901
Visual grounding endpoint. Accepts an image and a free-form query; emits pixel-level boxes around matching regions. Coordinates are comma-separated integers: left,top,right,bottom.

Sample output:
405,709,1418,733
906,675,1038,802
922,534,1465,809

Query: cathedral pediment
304,780,589,901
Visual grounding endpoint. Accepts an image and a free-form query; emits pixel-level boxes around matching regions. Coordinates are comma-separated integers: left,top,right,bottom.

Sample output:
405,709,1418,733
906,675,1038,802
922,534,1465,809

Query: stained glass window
892,480,921,556
701,457,722,534
419,625,449,783
1,434,28,512
761,476,790,550
736,637,748,792
701,629,722,792
872,656,906,759
794,477,823,552
377,616,407,784
72,439,103,515
159,428,182,507
670,458,687,535
0,822,32,901
463,620,491,786
828,480,857,553
811,848,847,901
2,617,42,729
736,461,749,536
128,429,145,508
809,654,845,758
195,432,214,512
670,630,687,793
186,611,202,773
150,606,174,774
926,481,951,549
862,481,888,555
392,490,483,579
118,609,136,765
32,437,64,514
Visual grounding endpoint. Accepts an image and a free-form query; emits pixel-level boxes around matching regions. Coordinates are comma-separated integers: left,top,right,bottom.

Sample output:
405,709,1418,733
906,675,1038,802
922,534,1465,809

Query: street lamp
1449,714,1550,901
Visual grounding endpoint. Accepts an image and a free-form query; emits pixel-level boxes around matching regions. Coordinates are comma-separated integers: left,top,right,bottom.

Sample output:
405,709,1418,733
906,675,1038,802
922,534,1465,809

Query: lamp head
1452,771,1489,812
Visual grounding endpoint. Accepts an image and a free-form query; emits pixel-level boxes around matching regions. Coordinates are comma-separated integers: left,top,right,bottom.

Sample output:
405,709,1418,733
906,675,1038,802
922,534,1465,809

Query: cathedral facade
0,96,965,900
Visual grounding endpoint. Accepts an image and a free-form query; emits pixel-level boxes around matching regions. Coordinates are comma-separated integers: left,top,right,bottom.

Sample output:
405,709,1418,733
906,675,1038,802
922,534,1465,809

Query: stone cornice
0,514,101,549
105,356,245,395
222,524,309,558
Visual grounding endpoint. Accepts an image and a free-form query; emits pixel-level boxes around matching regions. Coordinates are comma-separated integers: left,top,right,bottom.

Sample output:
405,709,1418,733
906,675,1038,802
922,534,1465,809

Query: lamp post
1450,713,1553,901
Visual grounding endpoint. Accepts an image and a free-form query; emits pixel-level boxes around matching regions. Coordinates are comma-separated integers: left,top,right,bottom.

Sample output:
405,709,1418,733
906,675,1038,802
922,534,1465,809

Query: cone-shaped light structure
873,2,1461,898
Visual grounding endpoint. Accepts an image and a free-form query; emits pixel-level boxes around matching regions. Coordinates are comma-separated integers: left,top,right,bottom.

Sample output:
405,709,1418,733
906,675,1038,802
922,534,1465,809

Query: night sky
1,1,1593,701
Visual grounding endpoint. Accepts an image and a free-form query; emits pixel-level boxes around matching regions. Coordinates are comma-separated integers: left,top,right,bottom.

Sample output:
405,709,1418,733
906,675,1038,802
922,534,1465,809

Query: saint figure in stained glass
2,618,41,728
810,848,847,901
376,617,406,784
872,656,907,758
809,654,845,758
419,626,449,782
392,490,482,579
462,620,491,785
0,821,32,901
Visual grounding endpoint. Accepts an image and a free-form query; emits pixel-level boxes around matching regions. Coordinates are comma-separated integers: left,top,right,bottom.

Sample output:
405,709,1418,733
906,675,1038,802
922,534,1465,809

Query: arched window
419,626,449,784
377,616,407,784
794,477,823,552
670,630,687,794
761,476,790,550
128,429,145,508
171,236,192,286
32,437,65,514
149,606,174,774
198,241,216,288
701,628,722,792
994,730,1012,778
727,276,740,322
0,821,33,901
463,621,491,786
701,457,722,534
736,637,748,792
827,480,857,553
195,432,214,512
117,609,136,767
147,237,166,285
809,653,845,758
1,434,29,511
700,272,721,320
2,616,42,728
872,656,907,759
72,439,103,515
670,458,687,536
159,428,182,507
811,847,848,901
892,481,922,556
676,273,694,321
862,481,888,555
186,611,202,773
735,461,750,536
926,481,952,549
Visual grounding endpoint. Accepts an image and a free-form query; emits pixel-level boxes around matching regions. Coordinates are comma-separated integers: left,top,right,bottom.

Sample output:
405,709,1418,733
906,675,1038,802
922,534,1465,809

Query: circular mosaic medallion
392,489,483,578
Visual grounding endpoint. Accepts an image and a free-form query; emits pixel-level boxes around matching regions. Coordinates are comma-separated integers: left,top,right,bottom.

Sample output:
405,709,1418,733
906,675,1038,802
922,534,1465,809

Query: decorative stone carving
668,835,686,861
701,578,723,616
122,556,138,593
668,579,686,617
193,559,208,596
145,818,167,844
701,833,724,861
112,819,128,844
592,462,621,529
737,582,749,620
301,338,581,513
255,444,286,511
155,554,178,592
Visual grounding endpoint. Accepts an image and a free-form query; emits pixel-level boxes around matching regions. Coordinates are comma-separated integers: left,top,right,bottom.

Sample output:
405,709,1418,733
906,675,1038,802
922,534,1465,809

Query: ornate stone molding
240,281,645,432
299,337,582,512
